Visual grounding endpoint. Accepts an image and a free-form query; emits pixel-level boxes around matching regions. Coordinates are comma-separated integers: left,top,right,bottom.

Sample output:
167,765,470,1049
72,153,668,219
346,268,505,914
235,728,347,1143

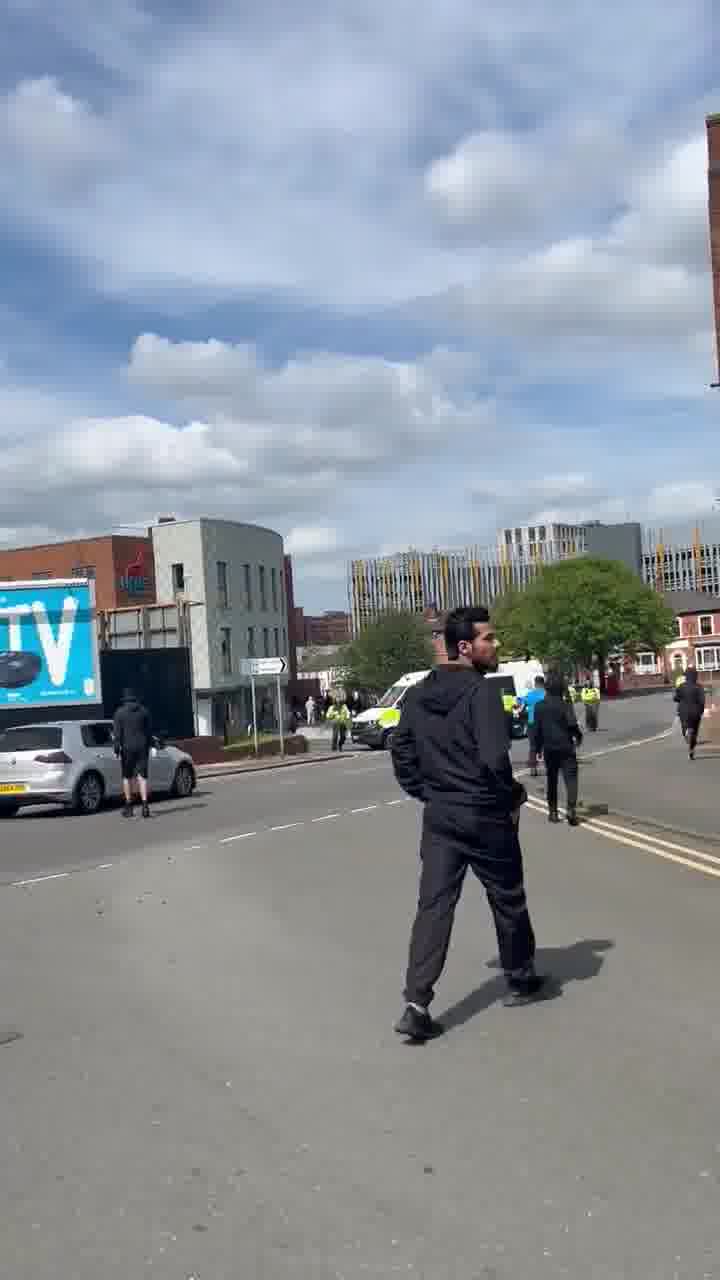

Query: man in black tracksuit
391,606,545,1042
533,672,583,826
675,668,705,760
113,688,153,819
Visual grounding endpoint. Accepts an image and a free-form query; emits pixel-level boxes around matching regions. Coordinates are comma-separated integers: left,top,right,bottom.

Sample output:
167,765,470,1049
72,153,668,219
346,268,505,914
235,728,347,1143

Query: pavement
2,692,719,1278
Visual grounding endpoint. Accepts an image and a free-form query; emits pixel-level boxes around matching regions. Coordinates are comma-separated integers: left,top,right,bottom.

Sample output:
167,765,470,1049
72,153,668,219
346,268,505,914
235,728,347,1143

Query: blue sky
0,0,718,610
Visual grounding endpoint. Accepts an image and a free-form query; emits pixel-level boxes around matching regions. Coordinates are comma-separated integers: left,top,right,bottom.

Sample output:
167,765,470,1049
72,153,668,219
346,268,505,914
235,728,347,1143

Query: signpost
239,658,288,756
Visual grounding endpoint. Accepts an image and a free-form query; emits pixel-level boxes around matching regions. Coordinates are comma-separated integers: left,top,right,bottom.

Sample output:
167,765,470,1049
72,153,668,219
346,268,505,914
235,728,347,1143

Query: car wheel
0,802,19,818
73,771,104,815
171,763,195,798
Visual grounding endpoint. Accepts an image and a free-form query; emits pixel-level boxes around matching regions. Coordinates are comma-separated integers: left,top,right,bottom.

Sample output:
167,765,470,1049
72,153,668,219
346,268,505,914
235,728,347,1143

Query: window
172,563,185,593
247,626,256,658
271,566,278,610
282,626,287,654
243,564,252,610
263,626,270,657
528,527,536,542
514,528,522,544
634,652,658,674
72,565,96,579
217,560,229,609
220,627,232,675
673,617,681,637
538,526,546,541
700,614,713,637
259,565,267,610
81,723,114,748
32,570,51,579
697,648,720,670
274,626,280,655
0,727,62,752
504,529,513,546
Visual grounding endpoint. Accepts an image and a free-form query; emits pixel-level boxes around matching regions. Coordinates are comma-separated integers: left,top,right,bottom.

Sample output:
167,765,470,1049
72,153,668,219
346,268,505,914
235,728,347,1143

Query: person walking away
676,669,705,760
673,672,688,738
113,688,153,819
327,698,350,751
523,675,546,776
533,673,583,826
391,605,545,1043
581,681,600,732
305,694,316,726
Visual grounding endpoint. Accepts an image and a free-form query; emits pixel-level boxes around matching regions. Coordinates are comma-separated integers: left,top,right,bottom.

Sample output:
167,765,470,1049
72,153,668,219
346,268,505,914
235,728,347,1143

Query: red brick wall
0,535,155,610
708,115,720,382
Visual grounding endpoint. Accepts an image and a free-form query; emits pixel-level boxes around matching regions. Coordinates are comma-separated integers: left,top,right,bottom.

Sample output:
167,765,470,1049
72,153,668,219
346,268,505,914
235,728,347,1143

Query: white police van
350,660,543,750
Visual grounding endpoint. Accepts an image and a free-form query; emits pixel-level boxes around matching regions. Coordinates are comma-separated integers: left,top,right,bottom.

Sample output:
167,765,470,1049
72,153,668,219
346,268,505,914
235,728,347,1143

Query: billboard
0,579,101,710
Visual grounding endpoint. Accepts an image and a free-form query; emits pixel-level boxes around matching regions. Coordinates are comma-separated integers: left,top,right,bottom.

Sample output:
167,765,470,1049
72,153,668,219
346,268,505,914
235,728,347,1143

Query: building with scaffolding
642,520,720,596
348,530,582,633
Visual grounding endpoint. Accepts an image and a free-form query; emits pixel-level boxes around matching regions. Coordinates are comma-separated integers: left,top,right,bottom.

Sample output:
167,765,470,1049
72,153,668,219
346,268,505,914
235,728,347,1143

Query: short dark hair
534,675,545,687
444,605,490,659
545,670,566,697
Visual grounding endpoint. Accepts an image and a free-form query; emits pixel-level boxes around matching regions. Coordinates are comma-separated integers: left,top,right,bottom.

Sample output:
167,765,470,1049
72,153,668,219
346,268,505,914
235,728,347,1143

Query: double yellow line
525,797,720,881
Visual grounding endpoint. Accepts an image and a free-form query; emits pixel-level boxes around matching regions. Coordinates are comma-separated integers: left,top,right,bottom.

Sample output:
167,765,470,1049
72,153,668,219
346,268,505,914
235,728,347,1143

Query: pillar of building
707,114,720,382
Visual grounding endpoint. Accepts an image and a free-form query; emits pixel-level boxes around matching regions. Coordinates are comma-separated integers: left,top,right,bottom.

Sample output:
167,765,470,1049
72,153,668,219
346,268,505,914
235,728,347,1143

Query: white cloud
284,526,340,558
0,77,112,197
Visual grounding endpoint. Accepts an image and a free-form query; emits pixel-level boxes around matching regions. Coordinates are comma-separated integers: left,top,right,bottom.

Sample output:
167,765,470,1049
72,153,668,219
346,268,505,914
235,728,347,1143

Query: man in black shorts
113,688,153,818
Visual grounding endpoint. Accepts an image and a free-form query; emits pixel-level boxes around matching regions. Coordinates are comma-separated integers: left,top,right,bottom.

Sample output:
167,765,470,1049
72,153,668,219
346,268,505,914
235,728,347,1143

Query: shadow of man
437,938,614,1034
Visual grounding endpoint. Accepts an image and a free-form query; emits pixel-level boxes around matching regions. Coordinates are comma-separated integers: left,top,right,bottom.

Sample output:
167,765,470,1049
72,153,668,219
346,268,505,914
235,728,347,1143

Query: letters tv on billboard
0,579,102,709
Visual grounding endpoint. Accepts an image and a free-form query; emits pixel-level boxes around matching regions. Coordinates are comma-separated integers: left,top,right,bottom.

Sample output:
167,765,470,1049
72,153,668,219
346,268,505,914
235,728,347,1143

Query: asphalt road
4,690,719,1278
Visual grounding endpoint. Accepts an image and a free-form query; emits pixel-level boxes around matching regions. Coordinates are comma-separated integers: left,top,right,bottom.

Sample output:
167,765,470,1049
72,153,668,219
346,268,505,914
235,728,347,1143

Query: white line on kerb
386,799,405,806
96,864,113,870
351,805,378,814
312,813,340,823
270,822,303,832
185,845,206,851
13,873,69,887
220,832,257,844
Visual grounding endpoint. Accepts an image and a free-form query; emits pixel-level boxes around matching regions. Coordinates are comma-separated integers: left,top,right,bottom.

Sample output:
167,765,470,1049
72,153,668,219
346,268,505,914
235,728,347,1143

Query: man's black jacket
113,696,152,752
533,694,583,755
391,665,526,830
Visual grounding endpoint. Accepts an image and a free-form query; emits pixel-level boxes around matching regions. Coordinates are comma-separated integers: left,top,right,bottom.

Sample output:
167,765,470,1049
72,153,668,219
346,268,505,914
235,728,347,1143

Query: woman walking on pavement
533,671,583,826
675,668,705,760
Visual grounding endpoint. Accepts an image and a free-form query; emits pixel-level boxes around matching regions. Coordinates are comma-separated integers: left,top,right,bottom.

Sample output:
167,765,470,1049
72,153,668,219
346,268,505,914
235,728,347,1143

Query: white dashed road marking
220,832,258,844
270,823,303,832
312,814,340,823
13,872,70,887
351,805,378,814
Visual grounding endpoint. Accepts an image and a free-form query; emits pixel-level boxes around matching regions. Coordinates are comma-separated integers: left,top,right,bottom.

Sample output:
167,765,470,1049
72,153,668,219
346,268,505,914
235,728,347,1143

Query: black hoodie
675,671,705,721
113,693,152,752
391,665,526,829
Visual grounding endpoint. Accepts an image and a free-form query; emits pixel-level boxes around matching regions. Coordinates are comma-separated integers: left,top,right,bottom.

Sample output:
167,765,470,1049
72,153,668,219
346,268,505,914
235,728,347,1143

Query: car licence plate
0,783,27,794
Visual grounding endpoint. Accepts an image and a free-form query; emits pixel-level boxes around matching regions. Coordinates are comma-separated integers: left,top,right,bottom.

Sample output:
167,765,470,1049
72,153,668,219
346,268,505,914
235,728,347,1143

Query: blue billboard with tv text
0,580,101,709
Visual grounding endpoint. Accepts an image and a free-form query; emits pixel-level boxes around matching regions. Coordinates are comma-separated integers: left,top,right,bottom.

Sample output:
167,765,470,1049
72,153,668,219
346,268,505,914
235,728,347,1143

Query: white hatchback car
0,721,196,817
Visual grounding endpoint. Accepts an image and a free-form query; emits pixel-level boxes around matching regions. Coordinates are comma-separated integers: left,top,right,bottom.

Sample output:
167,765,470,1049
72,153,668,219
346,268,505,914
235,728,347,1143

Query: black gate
101,648,194,740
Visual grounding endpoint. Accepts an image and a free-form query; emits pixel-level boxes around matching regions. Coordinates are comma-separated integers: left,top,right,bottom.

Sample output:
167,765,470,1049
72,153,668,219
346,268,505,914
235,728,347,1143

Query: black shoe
548,810,560,823
567,809,580,827
503,975,548,1007
141,804,151,819
394,1005,443,1041
122,804,134,819
530,767,538,778
689,749,695,760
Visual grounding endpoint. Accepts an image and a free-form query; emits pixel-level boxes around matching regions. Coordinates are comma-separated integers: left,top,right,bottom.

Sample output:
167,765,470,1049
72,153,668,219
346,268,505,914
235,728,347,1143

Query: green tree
340,611,435,695
493,558,674,675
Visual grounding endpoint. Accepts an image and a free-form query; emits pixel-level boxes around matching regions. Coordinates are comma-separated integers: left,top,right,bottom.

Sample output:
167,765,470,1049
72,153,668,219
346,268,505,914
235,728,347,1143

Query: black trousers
544,750,578,813
687,714,703,753
528,725,542,768
404,815,536,1007
331,723,347,751
584,704,598,732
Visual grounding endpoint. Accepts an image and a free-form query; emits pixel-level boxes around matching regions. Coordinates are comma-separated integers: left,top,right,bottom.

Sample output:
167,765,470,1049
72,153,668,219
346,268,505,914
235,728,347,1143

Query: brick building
293,609,350,647
708,114,720,381
0,534,156,611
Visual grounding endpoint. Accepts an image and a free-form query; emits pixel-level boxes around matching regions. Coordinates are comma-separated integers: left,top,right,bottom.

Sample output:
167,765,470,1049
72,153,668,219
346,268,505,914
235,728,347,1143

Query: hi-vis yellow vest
675,674,685,689
377,707,401,729
501,693,515,713
581,687,600,704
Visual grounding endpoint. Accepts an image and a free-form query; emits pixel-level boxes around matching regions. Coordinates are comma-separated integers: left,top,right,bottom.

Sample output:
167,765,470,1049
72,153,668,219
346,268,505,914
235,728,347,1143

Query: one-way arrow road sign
240,657,288,676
